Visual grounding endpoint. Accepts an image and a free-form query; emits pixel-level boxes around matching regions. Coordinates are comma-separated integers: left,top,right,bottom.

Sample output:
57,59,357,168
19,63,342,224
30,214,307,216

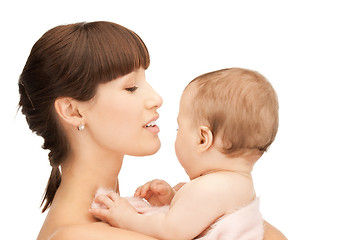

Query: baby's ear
197,126,213,153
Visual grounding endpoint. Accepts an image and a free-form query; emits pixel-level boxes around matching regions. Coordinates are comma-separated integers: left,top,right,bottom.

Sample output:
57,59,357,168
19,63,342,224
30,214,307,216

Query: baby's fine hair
187,68,279,157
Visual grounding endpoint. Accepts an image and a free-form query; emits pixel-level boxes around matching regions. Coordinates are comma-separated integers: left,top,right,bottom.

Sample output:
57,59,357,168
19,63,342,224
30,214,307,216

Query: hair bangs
85,21,150,84
50,21,150,101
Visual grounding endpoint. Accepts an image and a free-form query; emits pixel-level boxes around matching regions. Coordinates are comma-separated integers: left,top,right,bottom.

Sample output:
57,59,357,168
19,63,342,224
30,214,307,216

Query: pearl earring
78,123,85,131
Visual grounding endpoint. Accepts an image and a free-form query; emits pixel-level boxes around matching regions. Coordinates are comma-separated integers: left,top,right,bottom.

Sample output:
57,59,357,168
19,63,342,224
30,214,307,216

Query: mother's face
82,68,163,156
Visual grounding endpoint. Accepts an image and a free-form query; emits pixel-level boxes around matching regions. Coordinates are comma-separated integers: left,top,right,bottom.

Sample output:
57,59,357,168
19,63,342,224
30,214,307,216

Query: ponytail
41,166,61,212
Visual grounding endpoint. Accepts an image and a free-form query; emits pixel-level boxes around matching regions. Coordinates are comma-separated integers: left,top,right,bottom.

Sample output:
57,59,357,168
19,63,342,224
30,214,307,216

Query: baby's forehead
183,82,199,97
180,91,193,109
179,85,198,115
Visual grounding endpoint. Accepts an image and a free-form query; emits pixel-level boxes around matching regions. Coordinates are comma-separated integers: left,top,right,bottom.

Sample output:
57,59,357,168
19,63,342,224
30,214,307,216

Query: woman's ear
54,97,83,129
197,126,213,153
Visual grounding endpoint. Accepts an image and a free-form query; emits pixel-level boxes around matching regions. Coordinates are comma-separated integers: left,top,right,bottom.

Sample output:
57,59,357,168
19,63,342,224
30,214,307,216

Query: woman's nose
145,82,163,109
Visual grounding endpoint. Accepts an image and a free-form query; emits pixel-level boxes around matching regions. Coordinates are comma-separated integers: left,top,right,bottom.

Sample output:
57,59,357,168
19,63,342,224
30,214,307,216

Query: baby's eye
125,86,138,92
176,128,179,132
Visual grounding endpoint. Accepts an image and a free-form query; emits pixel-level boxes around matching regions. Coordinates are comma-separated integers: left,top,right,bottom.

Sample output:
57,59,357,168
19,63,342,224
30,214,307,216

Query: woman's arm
263,221,287,240
49,222,158,240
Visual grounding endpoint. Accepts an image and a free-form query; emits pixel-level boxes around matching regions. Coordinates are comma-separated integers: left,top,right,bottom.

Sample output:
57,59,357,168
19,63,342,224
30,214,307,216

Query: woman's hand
134,179,175,206
89,192,137,229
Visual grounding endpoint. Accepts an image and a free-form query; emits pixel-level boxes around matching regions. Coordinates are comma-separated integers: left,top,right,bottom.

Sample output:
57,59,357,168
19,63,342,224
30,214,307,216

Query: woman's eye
176,128,179,132
125,86,138,92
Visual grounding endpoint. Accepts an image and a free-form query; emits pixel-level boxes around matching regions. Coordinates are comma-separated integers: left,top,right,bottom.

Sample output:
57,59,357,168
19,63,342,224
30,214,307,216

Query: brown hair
18,21,150,212
187,68,279,157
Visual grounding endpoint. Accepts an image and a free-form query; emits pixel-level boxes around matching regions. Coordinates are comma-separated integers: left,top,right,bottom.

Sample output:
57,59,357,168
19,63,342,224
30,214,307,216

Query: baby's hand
134,179,175,206
89,192,137,228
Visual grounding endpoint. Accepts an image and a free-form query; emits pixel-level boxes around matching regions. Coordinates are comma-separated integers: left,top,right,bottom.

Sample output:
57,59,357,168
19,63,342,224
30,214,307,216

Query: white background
1,0,359,239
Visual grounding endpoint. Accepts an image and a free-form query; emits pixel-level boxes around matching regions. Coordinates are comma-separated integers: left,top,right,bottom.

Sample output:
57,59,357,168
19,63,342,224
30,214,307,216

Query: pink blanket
93,188,263,240
195,198,263,240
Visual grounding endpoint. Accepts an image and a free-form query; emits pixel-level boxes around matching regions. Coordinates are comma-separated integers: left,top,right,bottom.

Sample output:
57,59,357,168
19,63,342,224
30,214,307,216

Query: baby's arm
89,178,228,240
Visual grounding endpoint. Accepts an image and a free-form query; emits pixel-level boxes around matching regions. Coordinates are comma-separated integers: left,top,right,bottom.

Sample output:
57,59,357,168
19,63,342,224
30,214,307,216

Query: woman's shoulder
50,222,158,240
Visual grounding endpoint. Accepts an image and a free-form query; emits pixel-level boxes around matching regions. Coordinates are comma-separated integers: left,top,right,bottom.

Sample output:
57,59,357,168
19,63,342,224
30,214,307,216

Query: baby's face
175,87,199,177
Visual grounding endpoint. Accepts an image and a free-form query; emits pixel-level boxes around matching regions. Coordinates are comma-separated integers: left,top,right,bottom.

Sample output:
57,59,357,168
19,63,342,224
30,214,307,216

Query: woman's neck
60,151,123,195
38,150,124,239
51,146,124,221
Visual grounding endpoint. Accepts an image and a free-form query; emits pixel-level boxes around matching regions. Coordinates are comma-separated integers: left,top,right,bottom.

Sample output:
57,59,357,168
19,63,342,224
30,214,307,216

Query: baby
89,68,279,240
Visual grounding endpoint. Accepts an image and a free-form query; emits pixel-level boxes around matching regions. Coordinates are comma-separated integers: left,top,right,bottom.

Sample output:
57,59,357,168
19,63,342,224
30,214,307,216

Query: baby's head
180,68,279,160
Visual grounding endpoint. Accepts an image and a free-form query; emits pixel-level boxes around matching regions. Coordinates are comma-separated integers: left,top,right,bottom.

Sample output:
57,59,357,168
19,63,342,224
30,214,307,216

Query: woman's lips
144,124,160,134
143,117,160,134
145,121,156,127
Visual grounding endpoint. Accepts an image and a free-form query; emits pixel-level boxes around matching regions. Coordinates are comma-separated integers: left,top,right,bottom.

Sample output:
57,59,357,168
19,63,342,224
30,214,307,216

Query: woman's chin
132,140,161,156
146,141,161,156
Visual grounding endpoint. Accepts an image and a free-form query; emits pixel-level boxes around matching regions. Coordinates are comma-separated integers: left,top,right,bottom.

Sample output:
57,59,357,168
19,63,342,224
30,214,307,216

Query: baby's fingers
134,185,144,197
94,195,114,208
88,208,109,222
150,180,171,195
107,192,121,202
136,182,152,198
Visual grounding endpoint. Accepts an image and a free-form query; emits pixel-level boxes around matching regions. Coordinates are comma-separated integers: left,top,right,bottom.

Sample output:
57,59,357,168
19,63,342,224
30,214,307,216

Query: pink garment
196,198,263,240
92,188,263,240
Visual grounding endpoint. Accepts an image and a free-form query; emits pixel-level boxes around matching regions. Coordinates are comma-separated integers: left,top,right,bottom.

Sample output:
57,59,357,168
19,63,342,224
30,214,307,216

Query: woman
19,21,286,240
